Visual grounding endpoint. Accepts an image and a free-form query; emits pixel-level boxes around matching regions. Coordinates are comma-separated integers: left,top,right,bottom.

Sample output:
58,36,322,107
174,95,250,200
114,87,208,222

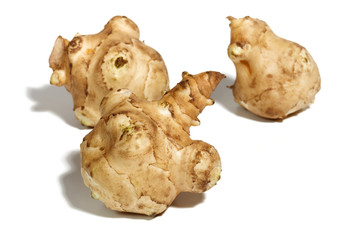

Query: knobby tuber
81,71,225,215
228,16,321,119
49,16,169,127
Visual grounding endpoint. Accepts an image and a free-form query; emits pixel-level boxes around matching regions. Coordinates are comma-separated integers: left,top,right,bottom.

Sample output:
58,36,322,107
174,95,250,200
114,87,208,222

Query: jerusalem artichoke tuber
80,71,225,216
227,16,321,119
49,16,169,127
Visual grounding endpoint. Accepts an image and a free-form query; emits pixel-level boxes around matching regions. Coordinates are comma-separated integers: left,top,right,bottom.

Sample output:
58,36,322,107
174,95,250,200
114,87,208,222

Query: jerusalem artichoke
49,16,169,127
227,16,321,119
80,71,225,216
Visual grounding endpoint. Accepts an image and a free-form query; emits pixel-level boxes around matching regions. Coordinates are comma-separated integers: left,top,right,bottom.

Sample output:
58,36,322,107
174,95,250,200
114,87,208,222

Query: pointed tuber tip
227,16,236,21
187,71,226,99
206,71,226,91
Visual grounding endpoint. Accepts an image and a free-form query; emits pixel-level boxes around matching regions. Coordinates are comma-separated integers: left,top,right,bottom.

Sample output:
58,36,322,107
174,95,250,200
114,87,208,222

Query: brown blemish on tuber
114,56,128,68
227,16,321,119
68,37,82,53
81,71,225,216
49,16,169,127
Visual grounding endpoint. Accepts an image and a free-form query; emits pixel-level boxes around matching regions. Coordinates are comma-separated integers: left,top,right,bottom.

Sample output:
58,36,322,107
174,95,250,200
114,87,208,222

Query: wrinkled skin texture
81,71,225,216
228,16,321,119
49,16,169,127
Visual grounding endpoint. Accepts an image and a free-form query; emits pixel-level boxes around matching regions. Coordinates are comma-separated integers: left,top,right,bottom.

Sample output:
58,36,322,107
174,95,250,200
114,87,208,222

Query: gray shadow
27,85,86,129
59,150,153,220
171,192,205,208
211,74,276,123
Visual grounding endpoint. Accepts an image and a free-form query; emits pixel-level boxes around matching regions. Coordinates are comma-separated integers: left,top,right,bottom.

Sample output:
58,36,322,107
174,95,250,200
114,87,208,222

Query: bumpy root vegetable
49,16,169,127
80,71,225,216
228,16,321,119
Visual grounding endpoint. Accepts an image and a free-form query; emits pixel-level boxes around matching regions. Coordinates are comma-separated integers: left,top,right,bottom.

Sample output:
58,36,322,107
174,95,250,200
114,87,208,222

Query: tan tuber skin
228,16,321,119
49,16,169,127
81,71,225,216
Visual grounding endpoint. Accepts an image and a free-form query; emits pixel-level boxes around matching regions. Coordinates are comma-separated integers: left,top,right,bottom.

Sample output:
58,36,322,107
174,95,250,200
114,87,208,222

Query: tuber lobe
49,16,169,127
81,71,225,216
227,16,321,119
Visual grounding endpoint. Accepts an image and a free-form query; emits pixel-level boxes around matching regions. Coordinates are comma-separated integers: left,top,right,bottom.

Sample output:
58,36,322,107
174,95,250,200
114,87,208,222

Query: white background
1,0,359,239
